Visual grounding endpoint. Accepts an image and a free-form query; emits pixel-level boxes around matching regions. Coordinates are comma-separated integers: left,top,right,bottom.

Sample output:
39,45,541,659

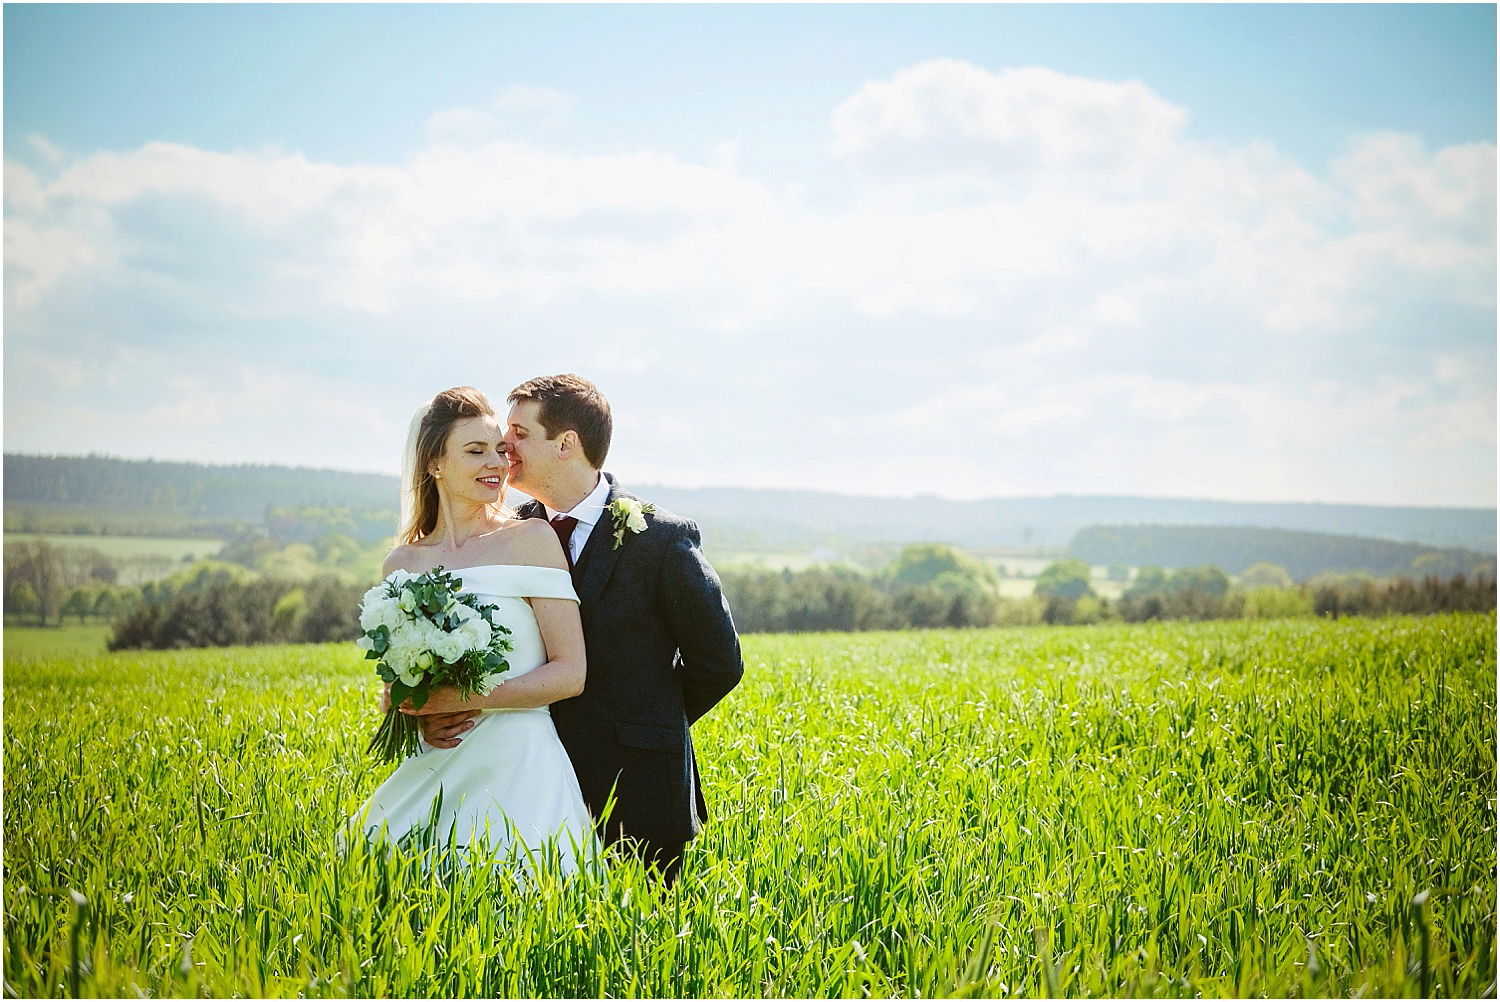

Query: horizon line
5,450,1494,514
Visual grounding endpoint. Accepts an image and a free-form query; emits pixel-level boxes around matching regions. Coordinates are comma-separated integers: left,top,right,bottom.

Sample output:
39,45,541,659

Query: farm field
2,533,226,563
3,623,113,660
709,549,860,572
3,615,1494,997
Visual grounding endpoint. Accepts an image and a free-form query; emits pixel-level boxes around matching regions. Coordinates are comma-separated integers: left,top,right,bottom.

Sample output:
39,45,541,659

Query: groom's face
502,401,559,495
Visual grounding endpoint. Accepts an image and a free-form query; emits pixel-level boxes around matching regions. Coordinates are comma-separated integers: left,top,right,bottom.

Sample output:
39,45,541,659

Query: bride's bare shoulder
382,542,430,577
495,517,569,570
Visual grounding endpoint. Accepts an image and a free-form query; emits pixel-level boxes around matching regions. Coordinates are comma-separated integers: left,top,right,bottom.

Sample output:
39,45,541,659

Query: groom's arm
660,521,743,724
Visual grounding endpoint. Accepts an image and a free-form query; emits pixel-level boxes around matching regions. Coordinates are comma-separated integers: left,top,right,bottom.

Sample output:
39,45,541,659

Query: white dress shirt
543,474,611,566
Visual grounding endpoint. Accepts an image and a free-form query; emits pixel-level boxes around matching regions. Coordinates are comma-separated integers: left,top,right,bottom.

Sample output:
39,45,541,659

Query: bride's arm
476,596,586,708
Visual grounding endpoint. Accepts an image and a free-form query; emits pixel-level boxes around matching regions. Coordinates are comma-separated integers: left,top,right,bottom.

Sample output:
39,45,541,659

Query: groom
420,373,743,884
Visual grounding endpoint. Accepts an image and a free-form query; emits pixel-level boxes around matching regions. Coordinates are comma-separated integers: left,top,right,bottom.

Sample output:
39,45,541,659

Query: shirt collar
543,473,610,527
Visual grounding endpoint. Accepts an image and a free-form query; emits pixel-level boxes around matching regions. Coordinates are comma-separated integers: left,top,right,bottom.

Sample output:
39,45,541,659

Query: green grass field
3,615,1494,997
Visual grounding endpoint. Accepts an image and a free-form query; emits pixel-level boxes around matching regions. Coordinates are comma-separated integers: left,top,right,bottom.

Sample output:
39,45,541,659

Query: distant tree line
4,540,127,627
1115,564,1240,622
3,529,385,631
10,532,1493,651
1070,524,1495,583
4,453,398,520
264,505,398,545
722,548,1495,634
1309,574,1496,618
721,544,1009,633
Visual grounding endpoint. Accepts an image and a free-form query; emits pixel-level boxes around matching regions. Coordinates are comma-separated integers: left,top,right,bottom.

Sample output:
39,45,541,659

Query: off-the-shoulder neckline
387,563,570,576
442,563,569,573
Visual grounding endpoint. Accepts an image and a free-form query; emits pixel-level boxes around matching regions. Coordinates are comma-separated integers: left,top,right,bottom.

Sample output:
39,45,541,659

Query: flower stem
367,707,423,762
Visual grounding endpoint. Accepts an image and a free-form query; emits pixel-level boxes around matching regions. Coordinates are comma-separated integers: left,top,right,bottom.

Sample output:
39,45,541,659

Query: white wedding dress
350,564,598,874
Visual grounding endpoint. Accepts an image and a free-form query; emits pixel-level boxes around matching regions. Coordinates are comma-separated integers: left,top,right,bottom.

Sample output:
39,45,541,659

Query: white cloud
4,60,1493,505
830,60,1186,197
426,84,577,145
25,134,67,166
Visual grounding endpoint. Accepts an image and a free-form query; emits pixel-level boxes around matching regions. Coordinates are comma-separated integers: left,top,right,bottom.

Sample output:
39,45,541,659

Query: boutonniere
608,498,654,549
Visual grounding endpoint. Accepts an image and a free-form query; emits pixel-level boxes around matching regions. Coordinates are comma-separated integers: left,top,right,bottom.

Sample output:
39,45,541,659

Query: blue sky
5,4,1495,505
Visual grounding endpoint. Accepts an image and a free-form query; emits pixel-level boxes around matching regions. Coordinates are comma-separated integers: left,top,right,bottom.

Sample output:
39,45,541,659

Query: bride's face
430,415,507,503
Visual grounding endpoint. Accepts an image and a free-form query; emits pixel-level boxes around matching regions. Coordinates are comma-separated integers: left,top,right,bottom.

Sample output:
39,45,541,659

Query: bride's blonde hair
400,386,507,545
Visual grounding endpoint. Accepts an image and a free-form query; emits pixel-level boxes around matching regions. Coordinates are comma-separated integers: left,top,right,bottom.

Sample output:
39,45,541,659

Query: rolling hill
5,455,1494,574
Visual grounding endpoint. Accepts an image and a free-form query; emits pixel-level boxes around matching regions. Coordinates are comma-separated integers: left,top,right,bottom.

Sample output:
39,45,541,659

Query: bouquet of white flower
357,566,514,762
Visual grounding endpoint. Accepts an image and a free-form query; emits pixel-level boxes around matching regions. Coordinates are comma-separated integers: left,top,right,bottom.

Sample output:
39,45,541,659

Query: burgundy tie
550,515,578,570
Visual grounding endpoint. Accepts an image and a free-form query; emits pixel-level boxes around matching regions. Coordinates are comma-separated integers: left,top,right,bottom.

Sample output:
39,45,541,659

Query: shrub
1120,564,1232,621
993,595,1045,626
1241,585,1313,619
1240,561,1294,588
7,580,40,623
889,544,998,591
721,568,900,634
1312,573,1495,618
109,575,365,650
1072,594,1108,625
1034,559,1095,602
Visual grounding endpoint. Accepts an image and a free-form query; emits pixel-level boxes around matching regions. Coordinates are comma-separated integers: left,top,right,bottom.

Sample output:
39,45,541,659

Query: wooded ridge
7,453,1494,554
1069,524,1495,581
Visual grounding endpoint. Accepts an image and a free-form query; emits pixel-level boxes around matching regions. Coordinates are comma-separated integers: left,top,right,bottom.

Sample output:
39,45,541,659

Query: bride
349,385,597,873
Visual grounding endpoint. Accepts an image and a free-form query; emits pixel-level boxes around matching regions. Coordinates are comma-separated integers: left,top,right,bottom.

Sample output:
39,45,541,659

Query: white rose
397,665,424,687
359,588,395,632
433,635,464,663
465,618,492,648
384,625,423,672
384,644,412,674
626,510,648,533
420,621,449,651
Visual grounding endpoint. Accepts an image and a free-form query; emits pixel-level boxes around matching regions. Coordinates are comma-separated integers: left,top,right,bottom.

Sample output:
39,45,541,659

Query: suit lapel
572,474,624,627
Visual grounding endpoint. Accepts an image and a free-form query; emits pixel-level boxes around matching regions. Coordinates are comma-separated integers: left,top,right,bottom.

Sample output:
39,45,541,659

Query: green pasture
3,615,1495,998
710,549,848,572
3,624,113,661
3,533,225,562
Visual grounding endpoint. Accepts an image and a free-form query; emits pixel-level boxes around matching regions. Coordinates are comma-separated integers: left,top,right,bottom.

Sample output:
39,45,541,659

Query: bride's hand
398,684,479,717
417,709,480,749
395,685,482,748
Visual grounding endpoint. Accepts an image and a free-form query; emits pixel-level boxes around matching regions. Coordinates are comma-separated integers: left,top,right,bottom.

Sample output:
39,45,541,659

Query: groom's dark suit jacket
518,475,743,850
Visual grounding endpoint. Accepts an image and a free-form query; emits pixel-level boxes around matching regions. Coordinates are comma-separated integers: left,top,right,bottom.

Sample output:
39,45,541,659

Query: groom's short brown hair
509,374,613,468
